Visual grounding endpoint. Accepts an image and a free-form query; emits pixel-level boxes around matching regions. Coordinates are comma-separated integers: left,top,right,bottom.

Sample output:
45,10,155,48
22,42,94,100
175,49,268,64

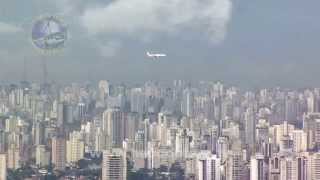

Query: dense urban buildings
1,80,320,179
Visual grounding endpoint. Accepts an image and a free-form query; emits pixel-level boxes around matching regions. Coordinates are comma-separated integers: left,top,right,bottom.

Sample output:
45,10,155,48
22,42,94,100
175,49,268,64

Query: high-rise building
7,145,20,170
278,156,304,180
293,155,308,180
36,145,50,167
226,150,243,180
216,137,229,163
307,95,315,113
270,121,294,148
102,148,127,180
314,119,320,148
130,88,145,114
52,136,66,170
197,151,221,180
0,154,6,180
175,129,191,158
33,121,45,145
95,128,110,152
244,106,256,150
255,119,271,155
158,112,170,146
302,113,320,150
66,131,84,163
99,80,110,99
102,108,124,148
250,154,267,180
181,89,194,117
124,113,139,141
311,153,320,180
77,102,86,120
269,155,280,180
292,130,307,153
64,104,73,124
151,145,172,169
57,102,64,127
5,116,18,133
285,96,298,125
0,131,6,153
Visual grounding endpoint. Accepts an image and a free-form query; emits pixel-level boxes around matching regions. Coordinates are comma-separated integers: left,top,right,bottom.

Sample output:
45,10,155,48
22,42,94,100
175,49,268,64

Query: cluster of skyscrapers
1,80,320,179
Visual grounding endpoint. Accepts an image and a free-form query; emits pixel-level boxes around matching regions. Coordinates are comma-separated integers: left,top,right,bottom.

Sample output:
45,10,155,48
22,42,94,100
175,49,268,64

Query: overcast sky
0,0,319,88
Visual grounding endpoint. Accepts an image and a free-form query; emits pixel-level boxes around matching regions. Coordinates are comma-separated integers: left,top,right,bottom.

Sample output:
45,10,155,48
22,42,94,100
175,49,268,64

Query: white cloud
0,22,21,34
52,0,103,15
81,0,232,43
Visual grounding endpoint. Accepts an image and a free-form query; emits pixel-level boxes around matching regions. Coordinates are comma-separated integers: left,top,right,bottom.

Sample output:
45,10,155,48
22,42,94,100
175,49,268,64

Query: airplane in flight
146,51,167,59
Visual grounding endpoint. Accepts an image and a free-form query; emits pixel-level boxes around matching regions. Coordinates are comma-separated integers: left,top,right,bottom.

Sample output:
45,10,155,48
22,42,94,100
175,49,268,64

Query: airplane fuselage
147,52,167,59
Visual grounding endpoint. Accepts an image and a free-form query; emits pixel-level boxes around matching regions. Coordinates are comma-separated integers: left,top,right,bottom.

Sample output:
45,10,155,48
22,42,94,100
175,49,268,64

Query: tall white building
95,128,109,152
0,154,6,180
270,121,294,148
66,131,84,163
181,89,194,117
175,129,191,158
7,145,20,170
292,130,307,152
250,154,266,180
102,148,127,180
36,145,50,167
307,95,315,113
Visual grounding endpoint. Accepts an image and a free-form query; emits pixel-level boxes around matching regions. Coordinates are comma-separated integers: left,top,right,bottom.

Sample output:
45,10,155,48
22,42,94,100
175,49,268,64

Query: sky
0,0,320,88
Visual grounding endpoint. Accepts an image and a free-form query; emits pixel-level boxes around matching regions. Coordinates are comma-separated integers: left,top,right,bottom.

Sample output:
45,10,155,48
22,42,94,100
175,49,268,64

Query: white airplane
146,51,167,59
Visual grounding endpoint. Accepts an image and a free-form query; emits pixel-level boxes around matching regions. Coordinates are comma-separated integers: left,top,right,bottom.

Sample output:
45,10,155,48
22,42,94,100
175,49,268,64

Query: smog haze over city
1,0,320,180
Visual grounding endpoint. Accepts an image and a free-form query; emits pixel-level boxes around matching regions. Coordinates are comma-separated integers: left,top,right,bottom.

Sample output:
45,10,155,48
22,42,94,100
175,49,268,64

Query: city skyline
1,80,320,179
